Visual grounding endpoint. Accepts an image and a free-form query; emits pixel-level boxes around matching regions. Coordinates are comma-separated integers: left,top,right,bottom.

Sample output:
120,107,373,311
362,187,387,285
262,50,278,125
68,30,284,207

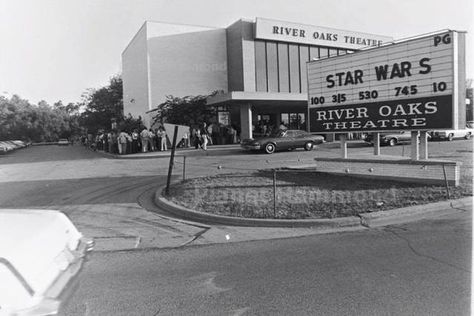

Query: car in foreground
0,209,94,315
364,131,415,146
57,139,70,146
429,129,473,141
241,129,325,154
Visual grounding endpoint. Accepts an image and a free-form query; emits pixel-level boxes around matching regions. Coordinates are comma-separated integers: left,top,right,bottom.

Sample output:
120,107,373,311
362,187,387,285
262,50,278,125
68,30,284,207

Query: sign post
340,134,348,158
373,133,381,156
420,131,429,159
165,125,179,196
410,131,420,161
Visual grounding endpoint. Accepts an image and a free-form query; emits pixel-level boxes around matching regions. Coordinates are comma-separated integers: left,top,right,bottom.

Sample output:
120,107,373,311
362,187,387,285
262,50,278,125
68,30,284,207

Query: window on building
281,112,306,130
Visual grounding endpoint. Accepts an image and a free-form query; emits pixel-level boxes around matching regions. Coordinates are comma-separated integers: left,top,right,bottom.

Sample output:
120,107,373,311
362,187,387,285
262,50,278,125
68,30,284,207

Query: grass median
167,171,472,219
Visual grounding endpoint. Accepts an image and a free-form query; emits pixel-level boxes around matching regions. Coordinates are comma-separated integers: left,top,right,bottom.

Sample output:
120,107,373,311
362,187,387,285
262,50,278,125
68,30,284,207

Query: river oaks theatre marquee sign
255,18,393,50
307,30,466,133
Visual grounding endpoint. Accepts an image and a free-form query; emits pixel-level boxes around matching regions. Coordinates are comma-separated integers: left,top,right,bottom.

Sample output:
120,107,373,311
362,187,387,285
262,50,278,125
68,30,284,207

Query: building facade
122,18,392,140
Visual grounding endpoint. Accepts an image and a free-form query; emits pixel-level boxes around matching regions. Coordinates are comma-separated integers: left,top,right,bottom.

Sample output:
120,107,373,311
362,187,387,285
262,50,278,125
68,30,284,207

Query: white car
57,139,70,146
0,209,93,315
430,129,473,141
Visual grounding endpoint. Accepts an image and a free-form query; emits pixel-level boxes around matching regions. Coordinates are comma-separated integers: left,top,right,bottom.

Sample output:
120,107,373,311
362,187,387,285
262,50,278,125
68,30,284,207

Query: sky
0,0,472,105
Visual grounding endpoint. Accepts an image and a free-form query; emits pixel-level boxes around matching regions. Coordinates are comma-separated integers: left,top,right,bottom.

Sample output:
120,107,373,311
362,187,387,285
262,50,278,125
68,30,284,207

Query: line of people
90,126,171,155
85,122,239,155
138,127,169,153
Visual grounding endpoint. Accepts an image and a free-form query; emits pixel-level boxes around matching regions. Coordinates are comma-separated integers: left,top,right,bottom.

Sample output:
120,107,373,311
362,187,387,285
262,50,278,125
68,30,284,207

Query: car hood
0,209,93,314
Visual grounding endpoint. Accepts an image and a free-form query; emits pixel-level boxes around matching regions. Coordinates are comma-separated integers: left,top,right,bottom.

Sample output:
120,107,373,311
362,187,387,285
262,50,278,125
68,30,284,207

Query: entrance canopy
207,91,308,139
207,91,307,107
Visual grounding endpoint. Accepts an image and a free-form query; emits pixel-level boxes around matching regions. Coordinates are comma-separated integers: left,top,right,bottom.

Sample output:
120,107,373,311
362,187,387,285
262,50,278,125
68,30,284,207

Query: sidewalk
94,140,369,159
97,143,242,159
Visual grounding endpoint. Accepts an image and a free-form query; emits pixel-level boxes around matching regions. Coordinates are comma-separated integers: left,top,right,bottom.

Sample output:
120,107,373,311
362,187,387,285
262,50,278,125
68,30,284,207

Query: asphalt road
61,211,471,316
0,141,472,315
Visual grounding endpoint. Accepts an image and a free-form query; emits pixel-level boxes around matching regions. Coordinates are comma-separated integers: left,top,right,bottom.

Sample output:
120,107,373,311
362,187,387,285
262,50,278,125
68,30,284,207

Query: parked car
364,131,414,146
429,129,473,141
0,141,16,153
241,129,325,154
0,209,94,315
10,140,28,148
57,138,70,146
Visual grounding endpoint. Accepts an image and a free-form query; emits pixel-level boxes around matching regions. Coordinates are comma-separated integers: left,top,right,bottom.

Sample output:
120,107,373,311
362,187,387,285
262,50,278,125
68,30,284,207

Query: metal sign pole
165,125,179,195
340,134,348,159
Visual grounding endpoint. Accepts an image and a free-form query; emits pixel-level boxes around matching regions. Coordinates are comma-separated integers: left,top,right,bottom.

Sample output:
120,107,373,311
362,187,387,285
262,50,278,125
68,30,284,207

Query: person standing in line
229,126,237,144
103,131,109,152
126,132,132,154
207,123,213,145
155,128,161,151
148,128,156,151
107,131,113,153
159,126,168,151
200,122,209,151
140,127,149,152
131,129,139,153
183,132,189,148
117,130,128,155
194,128,201,149
110,131,118,154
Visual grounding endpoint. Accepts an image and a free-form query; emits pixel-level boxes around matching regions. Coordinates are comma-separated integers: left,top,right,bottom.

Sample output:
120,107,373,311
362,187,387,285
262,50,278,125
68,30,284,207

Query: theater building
122,18,392,140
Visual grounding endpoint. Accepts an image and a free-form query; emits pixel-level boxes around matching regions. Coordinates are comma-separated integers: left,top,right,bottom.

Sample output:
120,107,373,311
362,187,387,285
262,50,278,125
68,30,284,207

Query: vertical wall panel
278,43,289,93
320,48,330,59
241,21,256,92
255,41,267,92
309,46,319,61
225,21,244,91
299,45,309,93
266,42,279,92
288,44,300,93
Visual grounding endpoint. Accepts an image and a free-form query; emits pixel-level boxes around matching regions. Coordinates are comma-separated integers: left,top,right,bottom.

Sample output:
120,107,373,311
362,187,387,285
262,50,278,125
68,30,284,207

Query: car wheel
388,138,397,146
264,143,276,154
448,133,454,141
304,141,314,151
465,132,472,140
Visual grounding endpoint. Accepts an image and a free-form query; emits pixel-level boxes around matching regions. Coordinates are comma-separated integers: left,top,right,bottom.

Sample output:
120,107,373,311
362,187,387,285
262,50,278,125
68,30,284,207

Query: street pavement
61,209,471,315
0,141,471,315
0,140,472,251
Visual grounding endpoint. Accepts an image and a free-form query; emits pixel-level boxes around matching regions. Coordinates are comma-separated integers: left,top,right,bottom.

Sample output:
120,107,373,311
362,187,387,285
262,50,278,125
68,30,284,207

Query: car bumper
364,139,391,145
241,144,261,150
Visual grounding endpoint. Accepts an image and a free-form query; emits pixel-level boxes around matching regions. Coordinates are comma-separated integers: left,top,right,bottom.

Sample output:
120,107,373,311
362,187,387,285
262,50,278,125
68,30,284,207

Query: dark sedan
241,129,325,154
364,131,413,146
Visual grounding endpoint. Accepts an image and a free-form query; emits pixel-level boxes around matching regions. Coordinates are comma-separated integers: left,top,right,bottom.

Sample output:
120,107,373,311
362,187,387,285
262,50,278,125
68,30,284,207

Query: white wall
122,21,228,127
122,23,149,126
147,28,228,111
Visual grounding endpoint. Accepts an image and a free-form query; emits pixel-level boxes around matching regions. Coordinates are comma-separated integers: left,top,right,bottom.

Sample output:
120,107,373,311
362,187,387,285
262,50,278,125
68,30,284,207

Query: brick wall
310,157,460,186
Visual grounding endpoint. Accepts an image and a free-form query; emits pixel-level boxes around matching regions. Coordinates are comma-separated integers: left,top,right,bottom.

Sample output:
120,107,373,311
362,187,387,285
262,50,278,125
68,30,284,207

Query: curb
93,146,242,160
358,196,472,227
154,185,472,228
154,185,361,228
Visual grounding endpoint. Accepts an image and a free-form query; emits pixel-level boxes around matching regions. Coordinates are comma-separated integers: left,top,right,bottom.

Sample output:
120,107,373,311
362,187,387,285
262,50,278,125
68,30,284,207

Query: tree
151,91,218,127
80,75,124,133
0,95,80,142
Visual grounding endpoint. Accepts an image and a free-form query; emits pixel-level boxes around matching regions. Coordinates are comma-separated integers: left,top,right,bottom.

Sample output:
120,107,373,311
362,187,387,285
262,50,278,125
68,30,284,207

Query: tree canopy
79,75,142,133
0,95,80,142
151,92,218,127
